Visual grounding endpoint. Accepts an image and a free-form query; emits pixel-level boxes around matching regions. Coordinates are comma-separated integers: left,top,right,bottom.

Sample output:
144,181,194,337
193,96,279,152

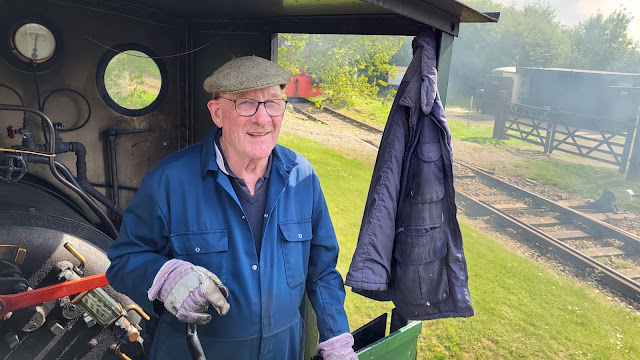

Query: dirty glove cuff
316,333,357,360
148,259,191,302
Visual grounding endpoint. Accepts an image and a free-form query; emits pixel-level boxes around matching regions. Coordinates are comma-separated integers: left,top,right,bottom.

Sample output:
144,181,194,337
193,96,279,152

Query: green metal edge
356,320,423,360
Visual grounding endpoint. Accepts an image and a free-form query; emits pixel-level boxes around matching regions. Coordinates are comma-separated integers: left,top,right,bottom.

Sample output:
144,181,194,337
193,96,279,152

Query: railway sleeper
546,229,593,240
581,247,626,257
617,269,640,280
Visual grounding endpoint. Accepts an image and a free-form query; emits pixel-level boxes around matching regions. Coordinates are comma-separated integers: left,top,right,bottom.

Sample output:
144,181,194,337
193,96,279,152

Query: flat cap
203,56,291,94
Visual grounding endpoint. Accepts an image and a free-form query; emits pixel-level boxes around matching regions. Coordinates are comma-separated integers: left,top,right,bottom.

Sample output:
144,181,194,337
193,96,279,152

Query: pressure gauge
11,22,57,63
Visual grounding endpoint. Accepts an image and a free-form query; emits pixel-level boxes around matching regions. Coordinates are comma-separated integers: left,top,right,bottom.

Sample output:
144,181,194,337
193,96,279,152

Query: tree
569,9,640,72
447,0,640,104
278,34,404,107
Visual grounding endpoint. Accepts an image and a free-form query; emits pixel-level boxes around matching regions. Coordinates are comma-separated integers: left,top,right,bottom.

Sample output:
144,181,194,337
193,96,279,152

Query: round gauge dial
11,23,56,63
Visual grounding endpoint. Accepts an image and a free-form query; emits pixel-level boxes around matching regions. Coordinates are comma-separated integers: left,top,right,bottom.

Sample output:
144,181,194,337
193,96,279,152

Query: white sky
489,0,640,42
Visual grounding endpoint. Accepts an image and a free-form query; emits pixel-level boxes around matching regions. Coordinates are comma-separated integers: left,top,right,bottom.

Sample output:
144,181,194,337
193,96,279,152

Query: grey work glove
316,333,358,360
148,259,230,325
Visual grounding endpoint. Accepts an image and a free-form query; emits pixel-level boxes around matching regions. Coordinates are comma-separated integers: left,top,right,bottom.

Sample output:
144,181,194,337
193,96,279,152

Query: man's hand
316,333,358,360
148,259,230,325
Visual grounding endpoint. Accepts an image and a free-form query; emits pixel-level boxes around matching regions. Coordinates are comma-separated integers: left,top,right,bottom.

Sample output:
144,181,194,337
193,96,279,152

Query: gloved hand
316,333,357,360
148,259,230,325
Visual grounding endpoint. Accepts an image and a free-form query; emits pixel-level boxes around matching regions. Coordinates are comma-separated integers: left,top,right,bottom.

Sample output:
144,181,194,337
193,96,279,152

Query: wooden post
626,118,640,181
544,121,555,154
492,90,508,139
467,95,473,129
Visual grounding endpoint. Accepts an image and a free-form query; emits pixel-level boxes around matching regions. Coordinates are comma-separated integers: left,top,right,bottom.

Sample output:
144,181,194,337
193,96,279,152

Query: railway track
455,163,640,303
288,97,640,303
288,98,383,148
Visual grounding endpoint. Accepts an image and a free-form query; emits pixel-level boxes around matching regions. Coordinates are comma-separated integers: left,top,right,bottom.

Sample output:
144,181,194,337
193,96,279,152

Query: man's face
207,85,284,164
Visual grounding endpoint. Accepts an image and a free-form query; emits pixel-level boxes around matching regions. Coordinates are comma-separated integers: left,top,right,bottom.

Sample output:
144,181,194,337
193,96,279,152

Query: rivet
252,265,258,270
195,247,200,253
298,234,303,238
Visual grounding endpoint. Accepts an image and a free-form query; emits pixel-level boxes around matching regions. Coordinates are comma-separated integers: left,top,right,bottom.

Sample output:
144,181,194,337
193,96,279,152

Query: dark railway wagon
481,67,640,125
0,1,496,359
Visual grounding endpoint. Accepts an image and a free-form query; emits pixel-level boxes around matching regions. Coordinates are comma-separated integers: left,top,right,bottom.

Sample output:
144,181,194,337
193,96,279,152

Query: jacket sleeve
344,104,408,292
305,171,350,341
106,172,171,318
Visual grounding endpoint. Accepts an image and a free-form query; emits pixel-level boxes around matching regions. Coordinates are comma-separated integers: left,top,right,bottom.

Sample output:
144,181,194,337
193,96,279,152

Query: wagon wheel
0,154,27,182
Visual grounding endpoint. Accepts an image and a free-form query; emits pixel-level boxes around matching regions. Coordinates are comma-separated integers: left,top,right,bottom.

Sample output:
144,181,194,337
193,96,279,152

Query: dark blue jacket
106,129,349,359
345,30,474,320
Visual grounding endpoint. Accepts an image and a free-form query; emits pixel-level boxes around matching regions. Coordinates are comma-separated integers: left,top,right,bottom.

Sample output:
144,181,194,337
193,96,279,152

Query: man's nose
252,103,272,125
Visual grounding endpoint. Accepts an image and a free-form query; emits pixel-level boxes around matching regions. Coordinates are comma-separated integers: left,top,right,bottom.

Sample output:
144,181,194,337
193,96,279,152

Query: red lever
0,273,109,318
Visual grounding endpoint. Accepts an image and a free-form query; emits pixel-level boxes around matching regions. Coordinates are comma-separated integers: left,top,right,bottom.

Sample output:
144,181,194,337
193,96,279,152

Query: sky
489,0,640,42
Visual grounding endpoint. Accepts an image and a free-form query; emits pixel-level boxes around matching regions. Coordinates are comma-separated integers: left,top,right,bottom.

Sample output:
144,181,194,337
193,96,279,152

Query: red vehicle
284,70,322,98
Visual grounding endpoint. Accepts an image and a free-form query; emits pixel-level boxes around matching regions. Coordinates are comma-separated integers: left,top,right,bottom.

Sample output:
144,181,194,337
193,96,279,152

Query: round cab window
97,44,167,116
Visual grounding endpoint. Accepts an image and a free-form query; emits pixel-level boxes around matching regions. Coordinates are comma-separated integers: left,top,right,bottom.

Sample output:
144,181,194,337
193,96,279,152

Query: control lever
186,323,206,360
0,273,108,318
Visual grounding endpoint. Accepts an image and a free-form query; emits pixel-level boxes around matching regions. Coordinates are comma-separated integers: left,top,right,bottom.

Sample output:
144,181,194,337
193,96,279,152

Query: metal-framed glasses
219,97,288,117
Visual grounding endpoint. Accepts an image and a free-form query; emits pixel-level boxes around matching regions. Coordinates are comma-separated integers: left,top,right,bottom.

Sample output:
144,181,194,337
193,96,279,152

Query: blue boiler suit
106,129,350,359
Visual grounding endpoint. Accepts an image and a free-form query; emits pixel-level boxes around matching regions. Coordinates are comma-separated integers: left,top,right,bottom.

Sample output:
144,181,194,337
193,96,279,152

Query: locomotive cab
0,1,496,359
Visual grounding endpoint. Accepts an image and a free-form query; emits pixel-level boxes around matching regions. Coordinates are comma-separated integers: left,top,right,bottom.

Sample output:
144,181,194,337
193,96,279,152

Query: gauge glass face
12,23,56,63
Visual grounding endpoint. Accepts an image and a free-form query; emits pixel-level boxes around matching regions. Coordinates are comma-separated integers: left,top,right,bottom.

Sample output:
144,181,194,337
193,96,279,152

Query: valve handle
7,126,16,139
0,154,27,183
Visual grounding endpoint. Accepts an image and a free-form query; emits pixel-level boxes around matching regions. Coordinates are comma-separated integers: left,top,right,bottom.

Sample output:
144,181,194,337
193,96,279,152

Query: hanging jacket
106,128,350,359
345,30,474,320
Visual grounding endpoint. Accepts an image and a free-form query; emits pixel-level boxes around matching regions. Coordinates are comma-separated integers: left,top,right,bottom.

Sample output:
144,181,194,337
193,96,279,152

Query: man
106,56,356,359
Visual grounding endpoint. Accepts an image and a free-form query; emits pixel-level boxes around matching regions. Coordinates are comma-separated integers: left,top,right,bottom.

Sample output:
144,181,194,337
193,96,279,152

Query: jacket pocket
393,225,448,304
411,142,445,203
279,220,312,290
170,230,229,284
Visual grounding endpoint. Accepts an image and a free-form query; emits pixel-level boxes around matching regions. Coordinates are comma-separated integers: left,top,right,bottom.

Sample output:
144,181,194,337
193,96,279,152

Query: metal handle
63,242,86,269
127,304,150,321
186,323,206,360
111,344,133,360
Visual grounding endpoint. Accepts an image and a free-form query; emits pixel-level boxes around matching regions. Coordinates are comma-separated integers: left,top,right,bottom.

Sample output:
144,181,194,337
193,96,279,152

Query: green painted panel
356,321,423,360
437,31,455,108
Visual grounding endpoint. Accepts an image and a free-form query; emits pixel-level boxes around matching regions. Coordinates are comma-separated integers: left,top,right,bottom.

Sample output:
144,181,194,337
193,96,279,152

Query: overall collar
201,127,297,177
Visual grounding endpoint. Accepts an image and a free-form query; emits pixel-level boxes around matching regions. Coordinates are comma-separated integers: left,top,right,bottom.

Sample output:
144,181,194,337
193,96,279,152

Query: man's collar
213,132,272,179
202,127,287,177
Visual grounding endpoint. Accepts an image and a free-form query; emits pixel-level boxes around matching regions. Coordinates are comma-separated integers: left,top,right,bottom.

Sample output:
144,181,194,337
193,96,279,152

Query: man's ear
207,99,223,128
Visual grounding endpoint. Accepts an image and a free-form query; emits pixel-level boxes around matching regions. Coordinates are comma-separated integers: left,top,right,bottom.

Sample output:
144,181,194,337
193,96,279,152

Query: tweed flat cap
203,56,291,94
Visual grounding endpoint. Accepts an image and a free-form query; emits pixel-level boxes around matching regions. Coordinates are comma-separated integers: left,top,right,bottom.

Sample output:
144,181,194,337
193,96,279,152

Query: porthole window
96,44,167,117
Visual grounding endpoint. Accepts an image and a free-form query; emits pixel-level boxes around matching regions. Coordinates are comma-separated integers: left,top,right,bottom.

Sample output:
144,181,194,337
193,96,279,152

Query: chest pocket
170,230,229,285
279,220,312,290
411,142,445,204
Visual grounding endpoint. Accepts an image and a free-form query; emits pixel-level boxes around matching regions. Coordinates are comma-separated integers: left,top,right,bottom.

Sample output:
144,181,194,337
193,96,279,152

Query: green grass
325,94,535,148
448,117,536,148
324,96,392,128
277,132,640,359
512,160,640,215
421,220,640,359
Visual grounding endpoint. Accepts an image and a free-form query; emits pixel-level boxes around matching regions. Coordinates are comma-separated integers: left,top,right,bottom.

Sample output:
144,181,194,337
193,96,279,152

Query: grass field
277,132,640,359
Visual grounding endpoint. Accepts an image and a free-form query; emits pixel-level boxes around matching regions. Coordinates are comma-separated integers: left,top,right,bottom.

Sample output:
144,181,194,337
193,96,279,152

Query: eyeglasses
218,97,288,117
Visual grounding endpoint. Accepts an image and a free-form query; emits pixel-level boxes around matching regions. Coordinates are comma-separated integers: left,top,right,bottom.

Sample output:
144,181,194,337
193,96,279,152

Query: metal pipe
107,134,119,216
23,155,82,189
103,128,149,222
0,104,118,239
